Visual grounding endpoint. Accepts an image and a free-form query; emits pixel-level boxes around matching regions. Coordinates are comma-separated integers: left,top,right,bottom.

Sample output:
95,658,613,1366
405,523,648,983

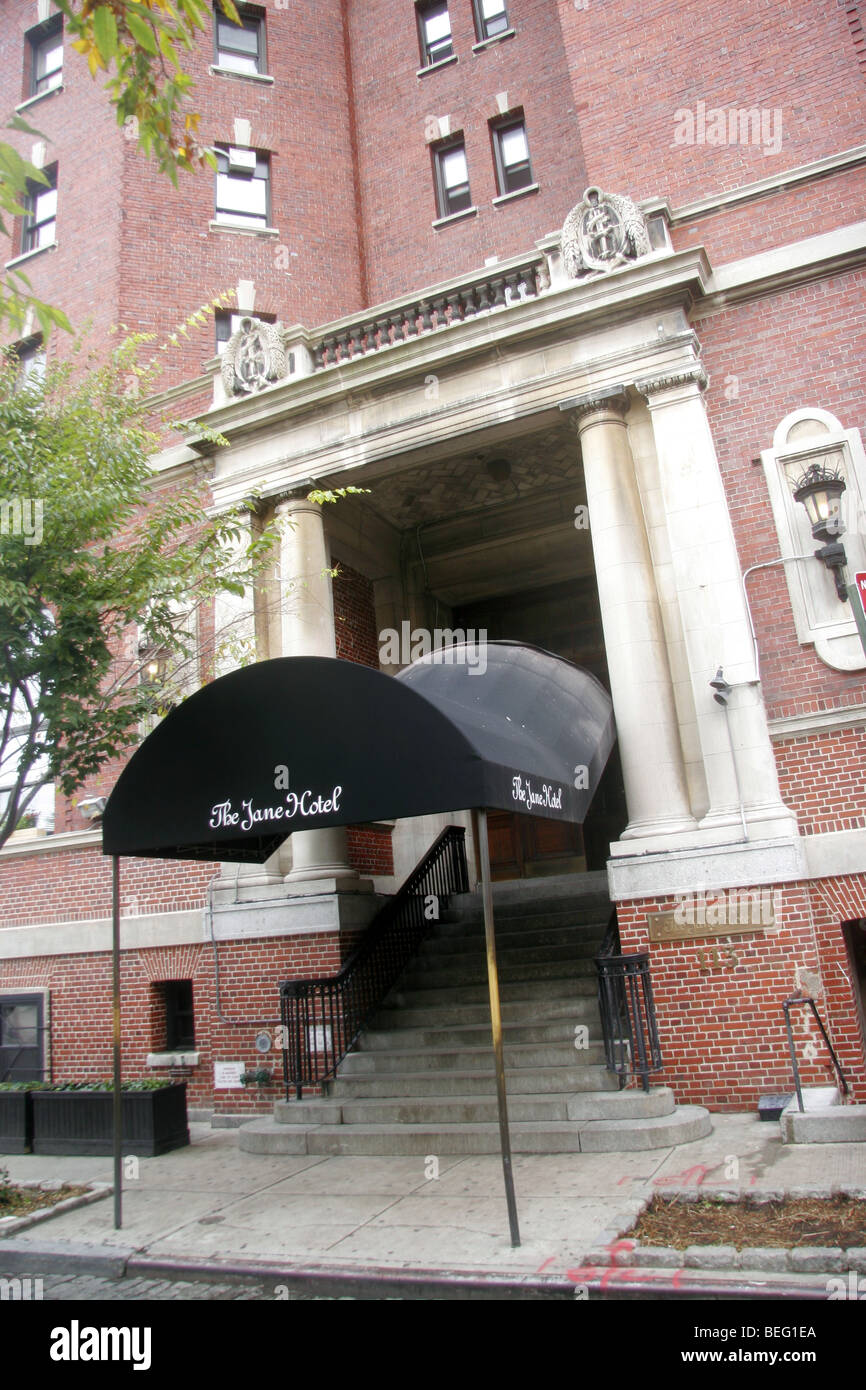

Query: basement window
163,981,195,1052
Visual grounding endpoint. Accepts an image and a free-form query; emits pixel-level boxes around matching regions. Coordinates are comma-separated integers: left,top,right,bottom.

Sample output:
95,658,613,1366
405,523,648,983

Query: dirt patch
0,1171,90,1218
629,1194,866,1251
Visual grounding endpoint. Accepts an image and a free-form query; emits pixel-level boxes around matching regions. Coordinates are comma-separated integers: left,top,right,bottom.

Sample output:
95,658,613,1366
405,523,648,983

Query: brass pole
475,808,520,1247
112,855,122,1230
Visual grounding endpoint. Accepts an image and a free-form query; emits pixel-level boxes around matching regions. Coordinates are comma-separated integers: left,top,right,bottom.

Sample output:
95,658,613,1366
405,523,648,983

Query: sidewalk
2,1115,864,1298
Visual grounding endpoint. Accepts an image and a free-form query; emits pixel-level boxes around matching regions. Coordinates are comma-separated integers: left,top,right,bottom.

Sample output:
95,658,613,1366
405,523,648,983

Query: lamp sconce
791,461,849,600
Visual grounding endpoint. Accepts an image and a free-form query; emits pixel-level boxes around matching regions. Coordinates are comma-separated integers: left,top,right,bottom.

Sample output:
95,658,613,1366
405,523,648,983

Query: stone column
566,388,697,842
276,494,356,883
213,514,283,886
635,368,797,841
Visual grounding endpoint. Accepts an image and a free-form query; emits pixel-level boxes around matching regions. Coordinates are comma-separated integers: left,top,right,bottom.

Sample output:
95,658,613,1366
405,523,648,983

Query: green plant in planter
31,1079,176,1092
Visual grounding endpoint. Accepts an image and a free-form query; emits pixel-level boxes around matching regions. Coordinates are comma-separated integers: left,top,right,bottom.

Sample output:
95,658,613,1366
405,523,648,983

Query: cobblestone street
38,1275,334,1300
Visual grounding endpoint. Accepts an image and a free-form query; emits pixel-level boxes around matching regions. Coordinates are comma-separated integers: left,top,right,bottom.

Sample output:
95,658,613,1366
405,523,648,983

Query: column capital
272,487,314,510
635,365,708,400
559,385,629,426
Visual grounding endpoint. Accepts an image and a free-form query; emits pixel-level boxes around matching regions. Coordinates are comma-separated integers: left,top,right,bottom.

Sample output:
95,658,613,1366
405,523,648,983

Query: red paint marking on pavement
535,1255,556,1274
653,1164,708,1187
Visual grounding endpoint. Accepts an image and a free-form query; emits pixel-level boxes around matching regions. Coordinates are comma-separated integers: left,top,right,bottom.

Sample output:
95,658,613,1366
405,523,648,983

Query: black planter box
31,1084,189,1157
0,1090,33,1154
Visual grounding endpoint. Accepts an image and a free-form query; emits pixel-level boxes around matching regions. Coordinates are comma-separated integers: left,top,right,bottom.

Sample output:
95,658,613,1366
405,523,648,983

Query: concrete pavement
1,1114,864,1297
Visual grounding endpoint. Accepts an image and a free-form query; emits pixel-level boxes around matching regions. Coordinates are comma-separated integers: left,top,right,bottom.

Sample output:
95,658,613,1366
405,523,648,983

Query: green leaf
6,115,47,138
92,5,118,62
216,0,242,24
124,9,158,55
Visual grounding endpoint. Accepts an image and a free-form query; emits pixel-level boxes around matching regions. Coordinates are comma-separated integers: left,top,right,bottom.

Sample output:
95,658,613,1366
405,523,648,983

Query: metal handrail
782,995,849,1112
595,911,663,1093
279,825,469,1099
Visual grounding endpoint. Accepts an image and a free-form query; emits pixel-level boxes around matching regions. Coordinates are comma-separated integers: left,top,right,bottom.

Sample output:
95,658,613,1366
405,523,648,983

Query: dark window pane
164,981,195,1051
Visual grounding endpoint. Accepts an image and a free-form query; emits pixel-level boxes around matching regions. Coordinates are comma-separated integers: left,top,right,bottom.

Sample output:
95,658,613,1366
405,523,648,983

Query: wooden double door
487,810,586,881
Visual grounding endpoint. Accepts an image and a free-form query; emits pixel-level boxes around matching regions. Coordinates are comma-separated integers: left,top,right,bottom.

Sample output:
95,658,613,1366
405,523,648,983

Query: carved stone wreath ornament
221,316,288,396
561,187,651,279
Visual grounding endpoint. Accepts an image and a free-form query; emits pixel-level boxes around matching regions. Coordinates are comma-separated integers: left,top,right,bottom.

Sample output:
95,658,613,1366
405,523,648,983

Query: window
22,165,57,253
492,117,533,195
214,147,270,228
11,335,46,384
214,4,266,74
473,0,509,41
29,18,63,98
216,309,276,354
164,982,195,1051
433,139,472,217
417,2,453,66
0,994,44,1082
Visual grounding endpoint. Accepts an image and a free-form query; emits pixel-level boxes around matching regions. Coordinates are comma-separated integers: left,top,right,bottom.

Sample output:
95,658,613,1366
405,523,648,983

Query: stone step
411,940,602,970
781,1090,866,1143
399,959,597,989
273,1088,677,1127
237,1118,311,1155
278,1108,711,1156
238,1105,711,1156
327,1065,620,1099
422,922,606,956
427,911,609,943
370,996,602,1030
385,977,598,1009
356,1019,605,1051
338,1041,607,1074
452,878,609,917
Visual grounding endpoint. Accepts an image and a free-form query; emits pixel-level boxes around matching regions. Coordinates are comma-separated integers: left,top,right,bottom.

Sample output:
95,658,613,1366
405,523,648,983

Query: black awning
102,644,614,862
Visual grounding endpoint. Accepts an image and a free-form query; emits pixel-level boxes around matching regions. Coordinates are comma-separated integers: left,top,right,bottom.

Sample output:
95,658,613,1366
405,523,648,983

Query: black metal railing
782,995,849,1113
279,825,469,1099
595,910,663,1093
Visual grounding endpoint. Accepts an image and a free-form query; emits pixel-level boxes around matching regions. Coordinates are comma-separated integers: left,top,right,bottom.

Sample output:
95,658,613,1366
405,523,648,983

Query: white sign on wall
214,1061,245,1090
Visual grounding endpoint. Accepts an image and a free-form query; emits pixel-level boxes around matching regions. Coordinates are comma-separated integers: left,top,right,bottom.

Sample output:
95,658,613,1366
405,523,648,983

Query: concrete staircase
238,874,712,1156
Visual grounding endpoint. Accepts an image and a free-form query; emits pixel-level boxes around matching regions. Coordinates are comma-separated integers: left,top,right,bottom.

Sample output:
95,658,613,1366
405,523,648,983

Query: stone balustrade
308,254,547,371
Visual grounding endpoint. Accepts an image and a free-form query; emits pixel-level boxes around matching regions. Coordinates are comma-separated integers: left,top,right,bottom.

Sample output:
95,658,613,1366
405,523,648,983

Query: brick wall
0,843,215,927
0,931,345,1110
774,726,866,836
617,877,866,1110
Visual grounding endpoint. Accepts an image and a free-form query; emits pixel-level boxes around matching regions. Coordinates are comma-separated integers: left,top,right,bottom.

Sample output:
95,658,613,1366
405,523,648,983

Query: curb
0,1183,112,1238
0,1241,858,1301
